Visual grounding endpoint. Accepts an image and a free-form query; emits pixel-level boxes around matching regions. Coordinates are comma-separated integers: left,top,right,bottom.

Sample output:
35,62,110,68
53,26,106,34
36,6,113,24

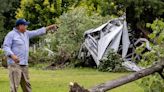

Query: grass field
0,67,143,92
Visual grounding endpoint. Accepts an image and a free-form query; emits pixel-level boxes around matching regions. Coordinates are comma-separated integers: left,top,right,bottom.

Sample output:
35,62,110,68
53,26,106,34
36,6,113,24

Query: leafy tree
0,0,20,45
28,6,111,65
16,0,79,29
82,0,164,38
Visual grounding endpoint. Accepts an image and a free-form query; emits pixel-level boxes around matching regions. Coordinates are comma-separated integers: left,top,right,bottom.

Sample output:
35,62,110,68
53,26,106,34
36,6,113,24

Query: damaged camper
78,16,151,71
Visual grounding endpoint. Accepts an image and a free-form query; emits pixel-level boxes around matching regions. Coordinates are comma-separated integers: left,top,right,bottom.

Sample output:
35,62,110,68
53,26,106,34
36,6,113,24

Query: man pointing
3,19,58,92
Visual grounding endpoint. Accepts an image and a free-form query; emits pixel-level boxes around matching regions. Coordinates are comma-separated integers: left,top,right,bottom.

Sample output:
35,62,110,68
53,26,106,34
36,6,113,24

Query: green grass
0,67,143,92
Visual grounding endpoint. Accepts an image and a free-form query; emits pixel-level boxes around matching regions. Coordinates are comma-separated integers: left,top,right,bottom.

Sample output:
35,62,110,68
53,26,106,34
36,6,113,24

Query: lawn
0,67,143,92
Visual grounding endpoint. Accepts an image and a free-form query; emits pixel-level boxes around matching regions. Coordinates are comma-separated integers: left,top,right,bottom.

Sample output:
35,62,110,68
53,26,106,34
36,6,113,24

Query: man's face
18,24,27,33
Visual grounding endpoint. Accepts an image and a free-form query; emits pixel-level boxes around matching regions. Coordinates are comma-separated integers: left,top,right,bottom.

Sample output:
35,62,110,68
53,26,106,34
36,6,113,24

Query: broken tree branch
89,61,164,92
69,60,164,92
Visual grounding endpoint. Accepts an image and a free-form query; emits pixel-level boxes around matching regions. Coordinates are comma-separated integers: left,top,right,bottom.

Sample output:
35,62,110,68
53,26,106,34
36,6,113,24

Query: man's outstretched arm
27,24,58,38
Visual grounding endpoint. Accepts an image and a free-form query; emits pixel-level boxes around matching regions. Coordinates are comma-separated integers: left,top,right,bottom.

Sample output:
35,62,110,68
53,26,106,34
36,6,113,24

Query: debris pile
78,15,151,71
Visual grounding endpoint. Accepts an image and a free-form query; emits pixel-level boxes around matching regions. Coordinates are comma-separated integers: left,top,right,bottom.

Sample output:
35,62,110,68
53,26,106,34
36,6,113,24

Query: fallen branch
89,61,164,92
69,60,164,92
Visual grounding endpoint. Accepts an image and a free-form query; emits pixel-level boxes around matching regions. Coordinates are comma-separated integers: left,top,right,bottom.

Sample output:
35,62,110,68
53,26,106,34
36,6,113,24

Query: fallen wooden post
69,60,164,92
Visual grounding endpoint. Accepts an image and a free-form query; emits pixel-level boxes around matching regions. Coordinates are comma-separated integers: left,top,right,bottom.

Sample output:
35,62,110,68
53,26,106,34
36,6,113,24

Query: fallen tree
69,59,164,92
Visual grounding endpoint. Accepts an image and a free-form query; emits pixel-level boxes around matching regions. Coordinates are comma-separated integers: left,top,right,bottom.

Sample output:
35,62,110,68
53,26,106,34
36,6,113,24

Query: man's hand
46,24,58,32
11,55,20,63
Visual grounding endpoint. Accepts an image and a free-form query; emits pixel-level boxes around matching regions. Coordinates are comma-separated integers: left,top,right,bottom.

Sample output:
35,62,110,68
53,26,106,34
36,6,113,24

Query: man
3,19,58,92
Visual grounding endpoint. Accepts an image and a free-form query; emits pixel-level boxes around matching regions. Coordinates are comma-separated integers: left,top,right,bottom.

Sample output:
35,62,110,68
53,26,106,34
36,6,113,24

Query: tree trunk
69,60,164,92
89,61,164,92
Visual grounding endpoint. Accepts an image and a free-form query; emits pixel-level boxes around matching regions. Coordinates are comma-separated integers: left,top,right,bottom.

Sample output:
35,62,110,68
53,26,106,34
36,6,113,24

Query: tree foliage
82,0,164,35
0,0,20,45
28,6,111,66
98,50,125,72
16,0,79,29
136,19,164,92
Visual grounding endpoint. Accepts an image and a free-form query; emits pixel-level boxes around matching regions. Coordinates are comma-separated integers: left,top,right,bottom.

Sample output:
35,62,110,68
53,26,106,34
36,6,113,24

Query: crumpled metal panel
79,16,151,71
98,23,123,61
122,21,130,58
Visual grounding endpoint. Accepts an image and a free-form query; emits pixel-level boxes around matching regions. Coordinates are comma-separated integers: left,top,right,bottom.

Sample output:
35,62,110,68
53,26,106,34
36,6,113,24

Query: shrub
98,50,125,72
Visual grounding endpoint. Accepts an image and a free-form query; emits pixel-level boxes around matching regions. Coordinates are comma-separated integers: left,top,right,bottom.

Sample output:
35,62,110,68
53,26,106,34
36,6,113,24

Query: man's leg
8,64,22,92
20,66,31,92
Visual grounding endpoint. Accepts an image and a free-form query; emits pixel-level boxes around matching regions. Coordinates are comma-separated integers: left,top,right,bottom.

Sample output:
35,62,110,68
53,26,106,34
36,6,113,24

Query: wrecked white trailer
78,16,151,71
